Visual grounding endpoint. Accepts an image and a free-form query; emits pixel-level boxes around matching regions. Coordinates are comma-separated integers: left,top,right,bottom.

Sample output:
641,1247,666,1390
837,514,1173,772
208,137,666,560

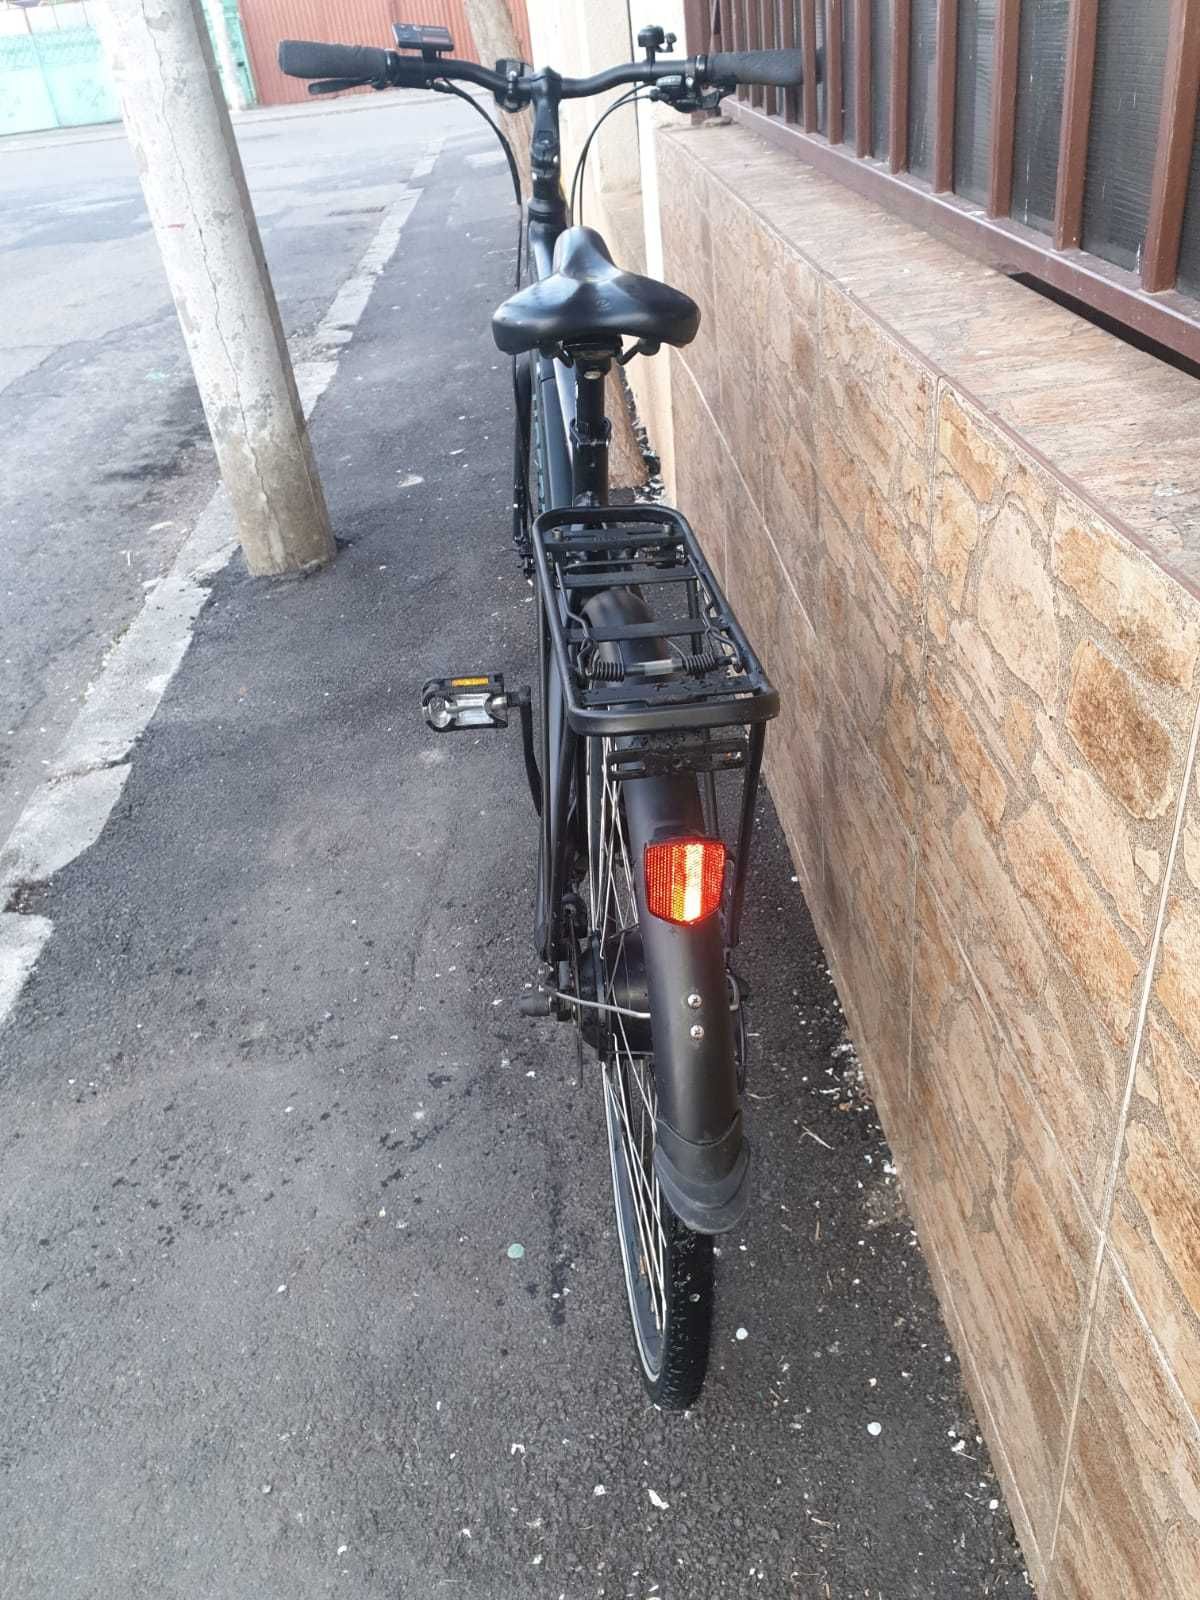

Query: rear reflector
644,837,726,925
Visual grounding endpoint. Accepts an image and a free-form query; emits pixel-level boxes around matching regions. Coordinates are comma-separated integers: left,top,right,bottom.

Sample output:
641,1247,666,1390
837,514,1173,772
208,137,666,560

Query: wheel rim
587,737,669,1379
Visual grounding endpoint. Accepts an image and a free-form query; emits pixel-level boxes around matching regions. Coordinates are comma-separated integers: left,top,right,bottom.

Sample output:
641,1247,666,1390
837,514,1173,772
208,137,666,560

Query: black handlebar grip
706,49,805,87
278,39,394,83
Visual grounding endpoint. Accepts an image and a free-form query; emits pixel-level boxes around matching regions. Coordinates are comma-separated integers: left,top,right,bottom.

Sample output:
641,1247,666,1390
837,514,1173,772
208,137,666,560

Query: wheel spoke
604,1063,665,1328
606,1069,658,1262
589,735,669,1349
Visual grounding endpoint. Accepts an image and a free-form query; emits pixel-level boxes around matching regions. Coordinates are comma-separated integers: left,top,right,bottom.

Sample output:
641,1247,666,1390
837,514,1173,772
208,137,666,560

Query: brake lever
308,76,372,95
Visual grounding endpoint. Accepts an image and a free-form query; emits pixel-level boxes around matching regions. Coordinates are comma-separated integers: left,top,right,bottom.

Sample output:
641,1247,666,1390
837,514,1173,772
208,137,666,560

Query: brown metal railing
684,1,1200,365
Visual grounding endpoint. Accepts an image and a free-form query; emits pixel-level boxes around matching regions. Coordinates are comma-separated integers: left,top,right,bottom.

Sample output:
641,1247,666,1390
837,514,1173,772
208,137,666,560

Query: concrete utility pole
201,0,247,114
463,0,533,196
96,0,334,577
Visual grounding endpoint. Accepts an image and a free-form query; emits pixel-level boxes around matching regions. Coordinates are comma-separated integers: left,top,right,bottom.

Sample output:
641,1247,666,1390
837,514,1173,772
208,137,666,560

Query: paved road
0,96,458,843
0,104,1026,1597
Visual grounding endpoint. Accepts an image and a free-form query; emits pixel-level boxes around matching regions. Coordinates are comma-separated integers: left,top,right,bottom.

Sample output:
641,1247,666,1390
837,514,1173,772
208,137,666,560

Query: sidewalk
0,125,1029,1598
0,86,455,156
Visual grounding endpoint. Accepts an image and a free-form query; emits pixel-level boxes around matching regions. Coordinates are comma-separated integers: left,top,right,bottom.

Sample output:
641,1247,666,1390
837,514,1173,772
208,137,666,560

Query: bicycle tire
586,737,715,1409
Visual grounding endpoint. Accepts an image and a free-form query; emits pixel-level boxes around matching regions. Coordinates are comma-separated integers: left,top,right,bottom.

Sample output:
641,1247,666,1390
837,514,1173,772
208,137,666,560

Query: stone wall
658,119,1200,1596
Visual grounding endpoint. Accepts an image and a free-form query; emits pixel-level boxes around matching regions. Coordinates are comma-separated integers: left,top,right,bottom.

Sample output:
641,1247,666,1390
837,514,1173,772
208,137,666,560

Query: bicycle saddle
492,226,700,356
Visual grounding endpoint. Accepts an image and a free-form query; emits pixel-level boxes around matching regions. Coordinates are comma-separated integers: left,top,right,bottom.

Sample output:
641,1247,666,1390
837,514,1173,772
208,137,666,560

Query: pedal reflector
422,673,508,732
644,837,725,926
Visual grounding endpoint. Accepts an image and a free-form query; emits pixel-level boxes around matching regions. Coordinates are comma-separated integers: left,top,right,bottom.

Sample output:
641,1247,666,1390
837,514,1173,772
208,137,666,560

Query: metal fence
683,0,1200,365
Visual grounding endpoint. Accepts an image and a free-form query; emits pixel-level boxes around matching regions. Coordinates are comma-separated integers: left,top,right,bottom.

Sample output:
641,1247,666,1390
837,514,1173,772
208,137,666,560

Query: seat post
569,345,616,505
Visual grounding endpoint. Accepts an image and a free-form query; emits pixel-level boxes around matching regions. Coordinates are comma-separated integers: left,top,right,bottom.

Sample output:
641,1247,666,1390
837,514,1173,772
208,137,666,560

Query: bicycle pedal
422,673,509,732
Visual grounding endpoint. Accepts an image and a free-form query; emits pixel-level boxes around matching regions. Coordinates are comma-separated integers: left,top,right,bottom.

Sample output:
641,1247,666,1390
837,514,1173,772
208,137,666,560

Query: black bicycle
279,24,803,1409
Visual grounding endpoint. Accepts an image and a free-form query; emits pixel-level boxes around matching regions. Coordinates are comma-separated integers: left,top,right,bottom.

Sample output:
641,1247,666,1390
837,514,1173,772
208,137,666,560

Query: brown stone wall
658,120,1200,1595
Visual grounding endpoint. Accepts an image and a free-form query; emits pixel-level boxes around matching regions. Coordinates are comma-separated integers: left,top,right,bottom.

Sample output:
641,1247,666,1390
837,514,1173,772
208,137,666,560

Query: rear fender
621,774,749,1234
584,581,750,1235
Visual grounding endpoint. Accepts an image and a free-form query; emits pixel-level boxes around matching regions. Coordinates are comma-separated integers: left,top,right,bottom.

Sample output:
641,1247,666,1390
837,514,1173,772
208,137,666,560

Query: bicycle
279,24,804,1409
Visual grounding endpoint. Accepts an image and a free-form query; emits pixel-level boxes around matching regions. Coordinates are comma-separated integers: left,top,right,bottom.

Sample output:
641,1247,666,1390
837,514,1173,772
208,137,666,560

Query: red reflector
643,837,726,925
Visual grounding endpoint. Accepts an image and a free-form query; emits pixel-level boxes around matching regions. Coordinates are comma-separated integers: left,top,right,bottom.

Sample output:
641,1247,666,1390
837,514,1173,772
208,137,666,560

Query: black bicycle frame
522,73,606,966
521,73,770,981
512,65,765,1233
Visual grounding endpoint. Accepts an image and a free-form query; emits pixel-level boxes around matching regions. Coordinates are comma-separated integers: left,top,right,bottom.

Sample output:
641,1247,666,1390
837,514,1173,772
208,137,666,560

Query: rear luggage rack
532,504,779,737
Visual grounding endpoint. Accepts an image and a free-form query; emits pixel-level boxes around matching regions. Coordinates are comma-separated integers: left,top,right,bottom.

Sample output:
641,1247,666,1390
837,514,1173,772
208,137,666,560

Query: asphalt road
0,103,1027,1597
0,95,458,843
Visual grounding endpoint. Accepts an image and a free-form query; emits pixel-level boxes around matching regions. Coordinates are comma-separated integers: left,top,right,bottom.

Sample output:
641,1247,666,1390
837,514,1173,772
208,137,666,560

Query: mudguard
621,773,750,1234
584,585,751,1235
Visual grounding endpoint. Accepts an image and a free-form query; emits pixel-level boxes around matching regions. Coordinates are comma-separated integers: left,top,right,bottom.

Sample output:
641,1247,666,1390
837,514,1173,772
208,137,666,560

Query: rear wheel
586,736,714,1409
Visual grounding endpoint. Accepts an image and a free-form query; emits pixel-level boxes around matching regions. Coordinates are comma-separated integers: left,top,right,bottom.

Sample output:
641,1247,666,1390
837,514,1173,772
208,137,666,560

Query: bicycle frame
490,63,781,1238
520,74,604,966
519,73,771,979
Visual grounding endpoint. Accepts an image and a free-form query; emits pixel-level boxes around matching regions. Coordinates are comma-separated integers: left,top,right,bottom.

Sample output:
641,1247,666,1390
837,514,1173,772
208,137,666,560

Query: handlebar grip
706,49,805,87
278,39,396,84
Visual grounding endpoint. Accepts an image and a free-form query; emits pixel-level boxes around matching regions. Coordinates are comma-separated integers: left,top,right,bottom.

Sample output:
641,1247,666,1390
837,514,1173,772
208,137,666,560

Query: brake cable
569,88,648,226
430,76,522,222
428,76,532,565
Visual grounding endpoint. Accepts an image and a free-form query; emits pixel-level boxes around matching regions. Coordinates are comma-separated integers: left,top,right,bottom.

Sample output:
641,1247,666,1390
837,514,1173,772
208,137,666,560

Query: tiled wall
657,121,1200,1595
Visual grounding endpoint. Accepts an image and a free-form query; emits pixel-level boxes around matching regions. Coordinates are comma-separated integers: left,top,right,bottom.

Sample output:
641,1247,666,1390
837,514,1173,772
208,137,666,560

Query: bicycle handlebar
276,40,805,99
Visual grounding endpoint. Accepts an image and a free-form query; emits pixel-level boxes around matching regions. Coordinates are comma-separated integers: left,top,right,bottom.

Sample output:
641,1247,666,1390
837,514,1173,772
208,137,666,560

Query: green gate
220,0,255,107
0,8,255,138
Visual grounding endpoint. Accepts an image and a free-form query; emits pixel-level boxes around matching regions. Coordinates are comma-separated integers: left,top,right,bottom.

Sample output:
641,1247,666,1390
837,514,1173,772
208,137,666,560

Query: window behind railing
682,0,1200,364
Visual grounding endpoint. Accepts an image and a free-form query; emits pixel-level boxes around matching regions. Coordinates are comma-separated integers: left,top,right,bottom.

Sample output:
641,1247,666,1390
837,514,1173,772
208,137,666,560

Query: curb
0,88,462,155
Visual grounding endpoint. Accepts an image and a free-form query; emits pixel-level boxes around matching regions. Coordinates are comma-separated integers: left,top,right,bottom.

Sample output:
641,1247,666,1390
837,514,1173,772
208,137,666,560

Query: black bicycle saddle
492,226,700,355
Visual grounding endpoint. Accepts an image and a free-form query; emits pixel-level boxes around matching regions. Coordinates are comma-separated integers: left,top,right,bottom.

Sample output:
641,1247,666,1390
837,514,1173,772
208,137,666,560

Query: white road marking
0,766,132,890
403,134,444,182
0,914,53,1020
291,187,421,414
0,139,442,1031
